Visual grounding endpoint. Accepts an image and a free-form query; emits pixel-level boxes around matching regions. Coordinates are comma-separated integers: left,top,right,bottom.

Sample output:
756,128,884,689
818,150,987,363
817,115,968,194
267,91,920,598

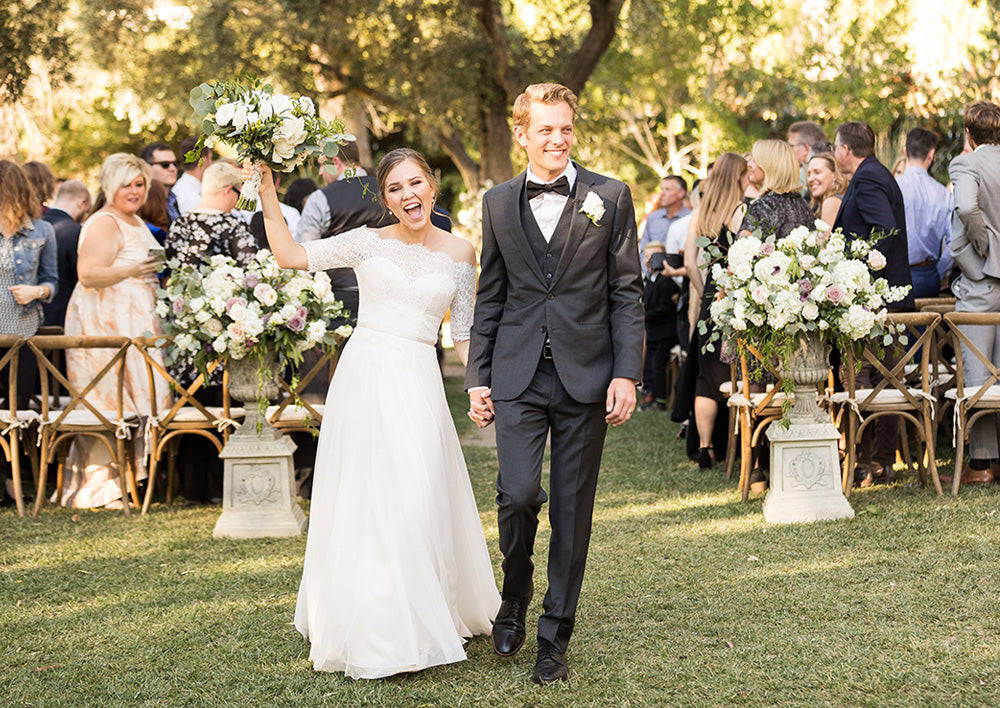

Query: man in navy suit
41,180,91,328
833,121,914,310
833,121,914,485
467,83,644,684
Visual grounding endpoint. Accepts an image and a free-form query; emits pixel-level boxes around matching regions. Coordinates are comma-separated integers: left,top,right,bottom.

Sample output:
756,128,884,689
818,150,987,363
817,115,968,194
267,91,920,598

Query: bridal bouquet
157,250,351,381
700,222,910,366
186,76,353,209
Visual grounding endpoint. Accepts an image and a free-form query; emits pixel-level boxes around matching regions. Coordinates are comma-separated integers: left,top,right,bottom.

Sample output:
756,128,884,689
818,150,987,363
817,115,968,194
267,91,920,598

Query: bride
254,148,500,679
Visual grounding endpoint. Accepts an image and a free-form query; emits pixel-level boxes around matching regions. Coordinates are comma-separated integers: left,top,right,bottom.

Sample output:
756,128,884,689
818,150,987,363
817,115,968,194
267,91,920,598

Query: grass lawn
3,359,1000,707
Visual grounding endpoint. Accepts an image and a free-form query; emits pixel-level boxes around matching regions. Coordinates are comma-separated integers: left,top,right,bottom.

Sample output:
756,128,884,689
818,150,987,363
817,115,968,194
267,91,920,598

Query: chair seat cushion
944,384,1000,402
158,406,245,424
830,389,927,407
266,404,324,422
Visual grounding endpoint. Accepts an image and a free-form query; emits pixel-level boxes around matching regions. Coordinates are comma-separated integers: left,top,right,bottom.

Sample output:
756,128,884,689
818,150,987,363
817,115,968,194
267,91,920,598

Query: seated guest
896,128,953,299
42,179,91,328
806,151,848,226
741,140,814,239
60,153,171,509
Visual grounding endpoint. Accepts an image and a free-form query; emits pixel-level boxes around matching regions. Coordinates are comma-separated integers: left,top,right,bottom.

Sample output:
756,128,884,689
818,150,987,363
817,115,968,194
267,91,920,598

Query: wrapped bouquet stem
186,76,354,210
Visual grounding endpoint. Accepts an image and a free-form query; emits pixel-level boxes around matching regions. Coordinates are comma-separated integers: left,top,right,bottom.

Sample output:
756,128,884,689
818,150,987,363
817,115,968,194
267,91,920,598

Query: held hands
605,377,637,426
468,388,495,428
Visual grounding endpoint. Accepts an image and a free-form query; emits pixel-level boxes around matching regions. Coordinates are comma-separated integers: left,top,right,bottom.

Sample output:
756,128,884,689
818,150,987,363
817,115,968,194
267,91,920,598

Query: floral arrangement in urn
700,221,910,367
158,251,350,386
186,76,353,209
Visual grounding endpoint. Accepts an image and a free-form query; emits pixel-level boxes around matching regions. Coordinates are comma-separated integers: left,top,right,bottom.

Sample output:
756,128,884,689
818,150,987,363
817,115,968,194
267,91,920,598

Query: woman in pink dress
59,153,172,509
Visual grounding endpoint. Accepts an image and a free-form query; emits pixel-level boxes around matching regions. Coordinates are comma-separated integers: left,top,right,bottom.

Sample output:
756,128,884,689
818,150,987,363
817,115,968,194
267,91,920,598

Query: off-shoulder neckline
357,225,475,269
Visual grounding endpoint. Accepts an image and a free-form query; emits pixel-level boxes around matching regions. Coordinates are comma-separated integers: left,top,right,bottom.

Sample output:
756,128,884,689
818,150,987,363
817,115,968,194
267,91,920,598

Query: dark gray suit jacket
949,144,1000,282
466,164,645,404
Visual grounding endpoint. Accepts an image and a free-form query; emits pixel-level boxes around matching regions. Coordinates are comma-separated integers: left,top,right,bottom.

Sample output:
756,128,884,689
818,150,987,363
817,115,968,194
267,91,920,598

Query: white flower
307,321,326,343
312,271,332,300
296,96,315,116
253,283,278,306
802,301,819,320
868,249,887,271
215,101,236,126
270,93,294,116
226,322,246,342
231,102,250,130
334,324,354,338
814,219,832,232
579,192,605,226
229,302,247,322
175,333,195,351
155,301,168,318
750,284,769,304
212,334,228,354
205,318,223,335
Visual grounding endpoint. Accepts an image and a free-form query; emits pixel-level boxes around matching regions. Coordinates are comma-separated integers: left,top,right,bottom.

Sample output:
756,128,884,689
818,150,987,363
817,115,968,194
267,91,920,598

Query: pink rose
826,284,846,304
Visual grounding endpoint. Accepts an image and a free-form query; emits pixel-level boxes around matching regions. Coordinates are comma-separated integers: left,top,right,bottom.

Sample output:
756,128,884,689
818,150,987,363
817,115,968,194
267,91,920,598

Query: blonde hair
512,84,578,131
643,241,666,254
751,140,800,195
695,153,747,239
201,161,243,197
99,153,151,206
807,152,849,216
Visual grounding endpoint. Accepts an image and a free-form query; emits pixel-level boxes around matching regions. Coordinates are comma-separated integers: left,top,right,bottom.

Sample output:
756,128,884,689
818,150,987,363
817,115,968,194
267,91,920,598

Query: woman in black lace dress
740,140,814,239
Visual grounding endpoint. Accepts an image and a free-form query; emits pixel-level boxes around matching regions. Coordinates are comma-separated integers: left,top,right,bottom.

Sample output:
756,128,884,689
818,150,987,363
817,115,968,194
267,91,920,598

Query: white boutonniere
580,192,605,226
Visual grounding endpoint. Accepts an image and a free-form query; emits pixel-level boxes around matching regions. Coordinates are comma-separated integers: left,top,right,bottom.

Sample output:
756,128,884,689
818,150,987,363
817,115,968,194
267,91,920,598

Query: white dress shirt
171,172,202,215
525,163,577,242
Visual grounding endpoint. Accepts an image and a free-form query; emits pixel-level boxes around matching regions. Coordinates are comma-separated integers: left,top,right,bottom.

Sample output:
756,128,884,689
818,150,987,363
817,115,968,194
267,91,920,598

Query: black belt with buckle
541,342,553,359
910,258,936,268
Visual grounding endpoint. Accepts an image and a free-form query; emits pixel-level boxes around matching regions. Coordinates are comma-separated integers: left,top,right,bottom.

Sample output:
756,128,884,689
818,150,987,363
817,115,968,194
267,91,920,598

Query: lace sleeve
300,226,373,272
449,262,477,342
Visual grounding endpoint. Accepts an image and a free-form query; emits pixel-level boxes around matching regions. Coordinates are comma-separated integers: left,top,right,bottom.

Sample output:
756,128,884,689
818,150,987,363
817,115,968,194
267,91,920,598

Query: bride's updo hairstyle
375,148,438,207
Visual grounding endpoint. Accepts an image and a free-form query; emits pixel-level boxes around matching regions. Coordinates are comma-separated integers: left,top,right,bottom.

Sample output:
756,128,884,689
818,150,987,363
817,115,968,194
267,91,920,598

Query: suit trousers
956,276,1000,459
493,356,608,653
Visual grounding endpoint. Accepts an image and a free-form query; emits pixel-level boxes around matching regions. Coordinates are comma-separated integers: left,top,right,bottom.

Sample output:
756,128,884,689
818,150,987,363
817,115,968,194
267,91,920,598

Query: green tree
0,0,72,102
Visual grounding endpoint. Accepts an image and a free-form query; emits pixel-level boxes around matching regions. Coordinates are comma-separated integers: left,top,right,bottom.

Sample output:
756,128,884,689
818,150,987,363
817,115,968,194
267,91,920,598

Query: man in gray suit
948,100,1000,486
466,83,644,684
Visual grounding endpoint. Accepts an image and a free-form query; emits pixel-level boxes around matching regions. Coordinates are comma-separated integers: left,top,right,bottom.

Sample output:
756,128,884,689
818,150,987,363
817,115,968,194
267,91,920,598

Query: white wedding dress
295,226,500,679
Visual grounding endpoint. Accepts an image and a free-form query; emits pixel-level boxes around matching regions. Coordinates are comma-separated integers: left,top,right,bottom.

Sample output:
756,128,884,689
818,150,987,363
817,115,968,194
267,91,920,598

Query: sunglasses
151,160,179,169
230,186,242,197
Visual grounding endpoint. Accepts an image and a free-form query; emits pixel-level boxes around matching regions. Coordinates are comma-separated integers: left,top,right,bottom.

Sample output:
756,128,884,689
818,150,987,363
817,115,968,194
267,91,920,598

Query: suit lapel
505,174,547,284
551,164,596,287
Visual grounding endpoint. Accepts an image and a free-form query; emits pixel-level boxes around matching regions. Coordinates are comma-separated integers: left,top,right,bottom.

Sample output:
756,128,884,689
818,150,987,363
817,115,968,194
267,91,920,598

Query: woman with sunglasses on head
164,161,256,269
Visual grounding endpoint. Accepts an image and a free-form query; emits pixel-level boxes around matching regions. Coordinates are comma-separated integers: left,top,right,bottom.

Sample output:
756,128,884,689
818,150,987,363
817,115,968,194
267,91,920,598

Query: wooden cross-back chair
832,311,942,498
266,336,345,434
132,336,241,514
726,341,789,502
28,335,139,516
942,311,1000,494
0,336,40,517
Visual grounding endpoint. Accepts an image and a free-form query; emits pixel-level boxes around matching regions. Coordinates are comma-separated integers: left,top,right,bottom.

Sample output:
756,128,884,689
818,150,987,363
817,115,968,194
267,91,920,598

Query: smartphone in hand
147,245,167,271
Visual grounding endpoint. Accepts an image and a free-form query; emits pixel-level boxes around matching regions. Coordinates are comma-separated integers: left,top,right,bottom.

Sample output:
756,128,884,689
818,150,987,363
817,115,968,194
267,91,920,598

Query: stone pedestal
761,334,854,525
213,352,306,539
763,421,854,524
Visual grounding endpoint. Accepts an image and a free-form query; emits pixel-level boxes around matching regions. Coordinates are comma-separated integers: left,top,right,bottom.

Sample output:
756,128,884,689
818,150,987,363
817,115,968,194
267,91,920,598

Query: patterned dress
59,212,172,508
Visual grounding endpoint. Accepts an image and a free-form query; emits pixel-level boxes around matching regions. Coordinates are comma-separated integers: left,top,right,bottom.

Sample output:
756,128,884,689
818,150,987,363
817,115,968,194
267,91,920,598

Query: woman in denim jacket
0,160,58,506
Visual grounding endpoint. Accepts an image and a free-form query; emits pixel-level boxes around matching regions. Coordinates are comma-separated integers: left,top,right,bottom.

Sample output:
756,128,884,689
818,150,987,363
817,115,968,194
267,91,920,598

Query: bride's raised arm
245,162,309,271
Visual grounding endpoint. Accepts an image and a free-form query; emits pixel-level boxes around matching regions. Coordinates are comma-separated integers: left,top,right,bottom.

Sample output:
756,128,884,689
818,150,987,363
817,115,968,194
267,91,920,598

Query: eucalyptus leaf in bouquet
699,221,911,375
157,250,351,405
186,76,354,209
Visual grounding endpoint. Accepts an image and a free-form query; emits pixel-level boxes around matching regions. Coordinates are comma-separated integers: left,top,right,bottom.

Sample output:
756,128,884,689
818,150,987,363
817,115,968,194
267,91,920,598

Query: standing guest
138,180,170,246
680,154,749,469
834,121,913,308
834,121,913,486
806,151,849,226
139,142,180,224
787,121,828,167
59,153,170,509
467,83,644,684
41,180,91,328
944,101,1000,486
638,175,690,270
740,140,813,239
296,141,384,323
254,148,500,678
0,161,58,509
22,161,56,215
172,136,213,215
892,156,908,178
248,171,308,249
640,242,680,411
897,128,954,299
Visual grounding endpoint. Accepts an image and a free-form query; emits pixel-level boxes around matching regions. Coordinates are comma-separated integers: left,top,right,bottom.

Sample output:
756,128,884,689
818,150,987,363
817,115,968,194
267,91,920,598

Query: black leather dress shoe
532,638,568,684
492,594,530,657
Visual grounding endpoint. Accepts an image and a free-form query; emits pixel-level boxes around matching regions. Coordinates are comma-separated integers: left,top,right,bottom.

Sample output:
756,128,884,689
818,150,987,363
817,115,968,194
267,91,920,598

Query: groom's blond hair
512,84,578,131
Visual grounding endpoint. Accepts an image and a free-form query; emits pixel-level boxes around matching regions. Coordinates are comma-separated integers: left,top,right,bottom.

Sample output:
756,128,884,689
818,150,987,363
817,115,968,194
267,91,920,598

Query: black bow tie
526,176,570,200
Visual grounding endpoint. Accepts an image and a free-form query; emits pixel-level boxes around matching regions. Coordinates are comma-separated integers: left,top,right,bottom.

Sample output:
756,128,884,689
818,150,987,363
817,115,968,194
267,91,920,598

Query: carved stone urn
213,349,306,538
762,333,854,524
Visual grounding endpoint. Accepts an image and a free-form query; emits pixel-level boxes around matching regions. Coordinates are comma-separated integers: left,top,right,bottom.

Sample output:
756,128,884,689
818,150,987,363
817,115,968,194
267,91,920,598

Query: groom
466,83,644,684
